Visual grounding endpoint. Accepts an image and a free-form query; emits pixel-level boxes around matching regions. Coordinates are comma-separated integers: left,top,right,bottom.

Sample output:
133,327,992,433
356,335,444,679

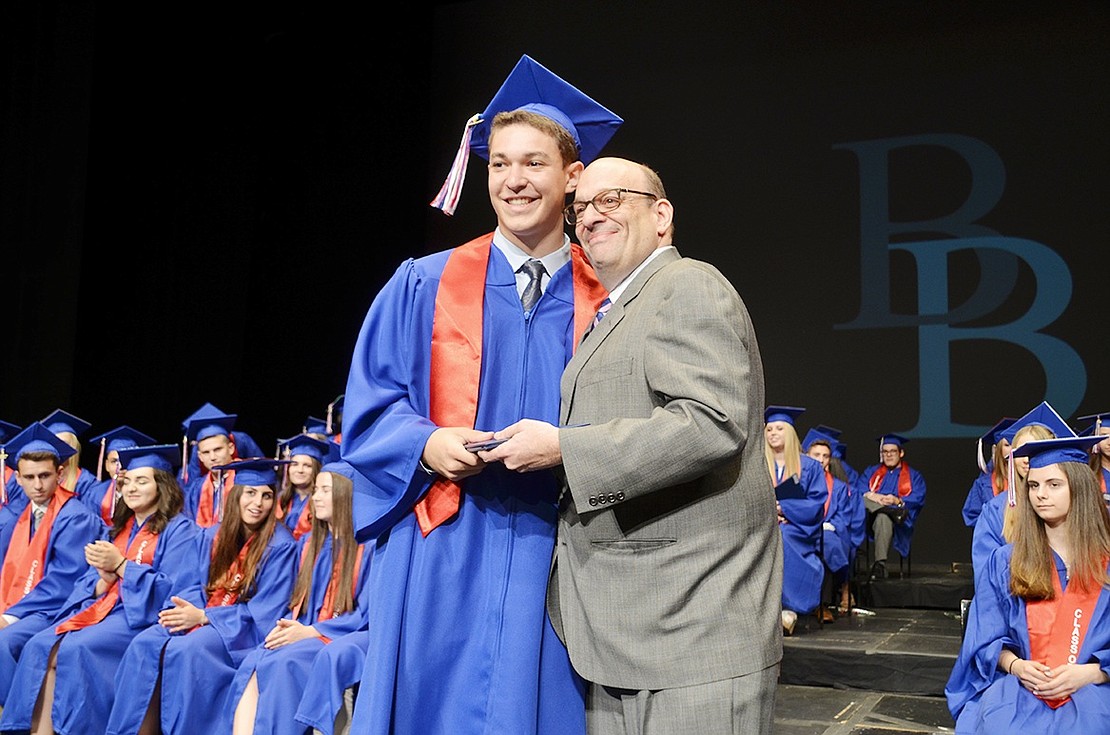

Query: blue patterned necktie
592,297,612,330
519,259,546,313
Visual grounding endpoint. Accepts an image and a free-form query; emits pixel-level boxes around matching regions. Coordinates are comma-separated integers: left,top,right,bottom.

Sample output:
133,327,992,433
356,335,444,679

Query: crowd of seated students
0,399,369,735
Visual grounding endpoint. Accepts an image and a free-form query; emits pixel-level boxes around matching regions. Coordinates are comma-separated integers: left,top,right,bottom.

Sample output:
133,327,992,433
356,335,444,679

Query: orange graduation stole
412,234,606,536
869,463,914,498
822,471,834,517
0,488,74,613
55,517,159,633
1025,562,1106,709
292,500,314,540
206,533,256,607
197,469,236,528
99,480,117,525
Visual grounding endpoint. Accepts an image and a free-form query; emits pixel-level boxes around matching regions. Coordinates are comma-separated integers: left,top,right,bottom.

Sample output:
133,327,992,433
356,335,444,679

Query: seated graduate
0,420,24,513
962,418,1017,527
106,458,298,735
324,394,343,445
178,402,267,490
277,433,339,541
84,425,157,526
303,415,330,442
972,402,1070,591
764,405,827,634
0,443,198,735
856,433,927,580
803,428,861,617
1078,412,1110,506
229,460,372,735
182,407,240,527
0,423,104,702
40,408,100,502
946,434,1110,733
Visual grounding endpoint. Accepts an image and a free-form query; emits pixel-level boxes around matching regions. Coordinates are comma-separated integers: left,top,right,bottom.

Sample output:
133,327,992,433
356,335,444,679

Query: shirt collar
492,228,571,277
607,246,675,305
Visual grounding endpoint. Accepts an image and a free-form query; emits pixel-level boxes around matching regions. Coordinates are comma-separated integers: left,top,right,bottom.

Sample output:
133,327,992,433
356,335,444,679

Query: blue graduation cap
764,405,805,425
40,409,91,438
833,442,848,461
876,433,910,447
1077,411,1110,435
0,420,21,444
997,401,1074,444
801,428,837,453
91,426,157,455
303,416,328,436
181,402,224,431
326,394,344,436
430,54,623,215
184,408,238,443
977,417,1017,473
117,444,181,474
279,434,338,464
215,458,291,487
815,424,842,440
320,460,356,480
3,423,78,469
1010,435,1105,470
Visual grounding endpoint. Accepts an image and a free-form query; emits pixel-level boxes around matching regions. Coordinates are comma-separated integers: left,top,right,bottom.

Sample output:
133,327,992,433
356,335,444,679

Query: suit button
589,496,598,506
616,492,625,501
597,495,607,505
607,493,617,503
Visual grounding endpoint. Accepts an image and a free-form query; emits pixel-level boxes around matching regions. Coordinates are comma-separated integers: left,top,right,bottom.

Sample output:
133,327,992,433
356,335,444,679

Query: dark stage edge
780,607,963,697
774,683,955,734
861,563,975,610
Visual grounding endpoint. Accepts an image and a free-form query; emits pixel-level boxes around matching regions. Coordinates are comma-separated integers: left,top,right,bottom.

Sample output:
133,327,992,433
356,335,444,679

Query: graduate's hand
481,419,562,472
422,428,492,481
1011,657,1055,693
263,618,319,650
85,539,125,573
1034,662,1109,699
158,596,208,633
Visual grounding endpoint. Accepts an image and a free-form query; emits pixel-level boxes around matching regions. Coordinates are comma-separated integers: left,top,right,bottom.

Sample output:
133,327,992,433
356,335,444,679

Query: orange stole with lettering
197,469,236,528
0,488,75,613
868,463,914,498
1025,562,1106,709
207,533,256,607
413,235,606,536
55,517,159,633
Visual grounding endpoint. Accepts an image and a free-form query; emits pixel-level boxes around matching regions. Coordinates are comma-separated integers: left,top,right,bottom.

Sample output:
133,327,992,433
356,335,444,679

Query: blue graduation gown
962,472,1000,528
105,522,298,735
0,512,199,735
80,477,117,525
945,545,1110,732
293,629,369,735
971,492,1009,593
226,534,373,735
70,467,99,502
284,491,311,534
341,244,587,735
857,463,927,557
0,495,104,702
778,455,827,613
820,472,854,577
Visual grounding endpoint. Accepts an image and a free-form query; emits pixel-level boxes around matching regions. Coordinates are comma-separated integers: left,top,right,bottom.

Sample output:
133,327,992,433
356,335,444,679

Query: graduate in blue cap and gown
84,425,157,526
178,402,267,490
1078,412,1110,506
106,458,298,735
802,427,857,615
946,434,1110,733
962,418,1017,527
0,423,104,704
971,403,1071,591
341,54,618,735
0,442,199,735
763,406,827,632
277,433,338,541
181,407,241,527
0,420,24,512
227,460,373,735
40,408,100,502
857,432,927,579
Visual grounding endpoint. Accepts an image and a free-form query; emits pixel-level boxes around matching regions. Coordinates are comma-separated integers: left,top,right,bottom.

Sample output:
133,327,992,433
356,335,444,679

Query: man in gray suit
483,157,783,734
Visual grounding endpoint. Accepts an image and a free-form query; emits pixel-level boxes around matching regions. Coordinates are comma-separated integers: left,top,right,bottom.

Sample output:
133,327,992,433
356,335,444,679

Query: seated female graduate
962,418,1016,527
229,459,372,735
764,406,827,634
1078,412,1110,506
105,458,299,735
276,433,339,541
972,402,1070,591
0,443,199,735
946,434,1110,733
84,425,158,526
802,428,857,617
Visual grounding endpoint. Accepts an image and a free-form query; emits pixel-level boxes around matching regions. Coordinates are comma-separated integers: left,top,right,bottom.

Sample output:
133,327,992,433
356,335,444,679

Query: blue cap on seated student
117,444,182,474
1077,411,1110,435
325,394,344,436
815,424,842,440
303,416,328,437
801,428,837,453
996,401,1074,444
278,434,339,465
876,433,910,447
214,458,291,488
430,54,623,215
0,420,21,444
40,409,92,439
184,408,238,443
320,460,356,479
833,442,848,461
3,423,78,468
91,426,157,455
1009,435,1106,468
764,405,805,425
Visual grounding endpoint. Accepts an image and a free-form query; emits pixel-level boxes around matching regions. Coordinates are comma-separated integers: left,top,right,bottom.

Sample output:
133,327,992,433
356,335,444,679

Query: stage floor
774,683,954,734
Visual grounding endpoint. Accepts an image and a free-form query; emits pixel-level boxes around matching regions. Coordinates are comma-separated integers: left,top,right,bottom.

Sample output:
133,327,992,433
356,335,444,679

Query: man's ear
564,160,585,193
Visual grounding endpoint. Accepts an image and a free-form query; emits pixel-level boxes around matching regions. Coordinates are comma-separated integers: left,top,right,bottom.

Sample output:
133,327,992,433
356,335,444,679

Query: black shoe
869,561,887,581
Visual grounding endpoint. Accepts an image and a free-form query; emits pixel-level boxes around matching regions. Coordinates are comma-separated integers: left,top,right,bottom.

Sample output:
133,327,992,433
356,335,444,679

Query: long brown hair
110,468,185,538
207,482,280,601
1001,424,1056,543
280,455,321,514
1010,461,1110,599
290,471,359,617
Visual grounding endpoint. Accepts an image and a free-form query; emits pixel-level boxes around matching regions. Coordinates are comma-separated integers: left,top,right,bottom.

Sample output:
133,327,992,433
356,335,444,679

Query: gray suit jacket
549,247,783,690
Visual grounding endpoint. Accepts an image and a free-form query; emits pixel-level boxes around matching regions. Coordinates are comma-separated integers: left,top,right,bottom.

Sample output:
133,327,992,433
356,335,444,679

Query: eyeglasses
563,188,658,226
880,449,901,456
